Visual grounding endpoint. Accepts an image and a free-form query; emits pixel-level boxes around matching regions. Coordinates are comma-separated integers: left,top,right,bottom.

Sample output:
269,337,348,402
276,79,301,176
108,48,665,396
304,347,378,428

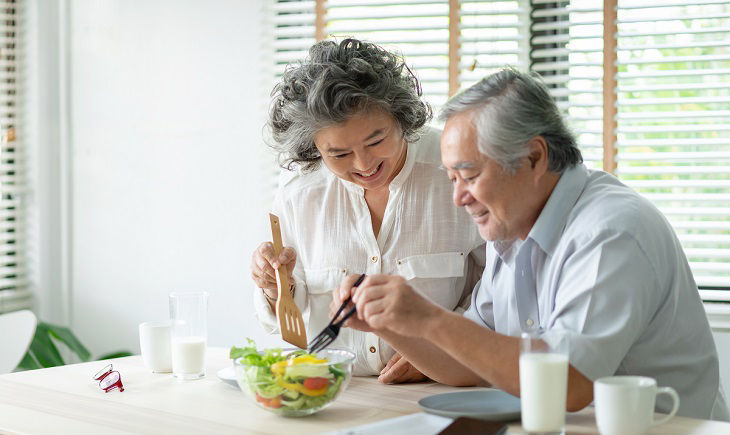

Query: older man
335,68,729,420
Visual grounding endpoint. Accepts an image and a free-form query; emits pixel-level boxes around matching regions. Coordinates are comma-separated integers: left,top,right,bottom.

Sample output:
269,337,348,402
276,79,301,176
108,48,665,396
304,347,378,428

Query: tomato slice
302,377,329,391
266,396,282,408
256,393,283,408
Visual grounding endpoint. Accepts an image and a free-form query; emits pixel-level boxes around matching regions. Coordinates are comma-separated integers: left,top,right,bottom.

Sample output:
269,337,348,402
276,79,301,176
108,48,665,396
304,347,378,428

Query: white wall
26,0,68,325
64,0,280,357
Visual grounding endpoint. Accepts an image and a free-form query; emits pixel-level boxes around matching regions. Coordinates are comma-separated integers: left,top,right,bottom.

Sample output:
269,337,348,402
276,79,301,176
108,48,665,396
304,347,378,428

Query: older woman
251,38,484,381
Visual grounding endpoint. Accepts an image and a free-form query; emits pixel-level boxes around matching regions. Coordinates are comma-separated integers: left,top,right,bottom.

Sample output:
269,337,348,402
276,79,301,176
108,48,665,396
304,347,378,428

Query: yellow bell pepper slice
275,376,328,397
270,355,328,376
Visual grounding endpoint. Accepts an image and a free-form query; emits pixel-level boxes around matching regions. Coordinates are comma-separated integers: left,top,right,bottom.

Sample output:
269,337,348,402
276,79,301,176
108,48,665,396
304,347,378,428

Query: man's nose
452,179,472,207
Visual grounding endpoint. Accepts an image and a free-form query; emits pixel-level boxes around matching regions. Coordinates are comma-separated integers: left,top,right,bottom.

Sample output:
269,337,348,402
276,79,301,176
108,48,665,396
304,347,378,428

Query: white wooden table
0,347,727,434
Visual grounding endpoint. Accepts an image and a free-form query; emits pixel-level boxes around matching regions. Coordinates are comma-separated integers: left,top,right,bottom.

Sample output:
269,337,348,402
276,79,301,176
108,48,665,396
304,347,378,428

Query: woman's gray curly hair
268,38,432,172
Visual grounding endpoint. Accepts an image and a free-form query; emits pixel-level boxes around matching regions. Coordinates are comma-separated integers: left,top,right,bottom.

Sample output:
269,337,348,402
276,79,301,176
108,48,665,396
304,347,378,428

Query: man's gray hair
268,38,432,172
439,68,582,173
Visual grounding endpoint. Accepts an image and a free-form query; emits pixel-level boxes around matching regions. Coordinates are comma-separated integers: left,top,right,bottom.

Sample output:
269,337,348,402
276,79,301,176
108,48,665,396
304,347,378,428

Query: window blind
615,0,730,291
0,0,29,313
325,0,452,113
459,0,530,93
529,0,604,170
272,0,318,79
266,0,319,190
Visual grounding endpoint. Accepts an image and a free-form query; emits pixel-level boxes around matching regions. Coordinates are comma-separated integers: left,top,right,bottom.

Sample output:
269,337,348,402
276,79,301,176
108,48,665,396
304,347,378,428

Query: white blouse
253,128,486,375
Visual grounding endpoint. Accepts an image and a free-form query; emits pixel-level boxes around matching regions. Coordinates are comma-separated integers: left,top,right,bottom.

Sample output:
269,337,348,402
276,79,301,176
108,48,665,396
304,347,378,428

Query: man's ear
526,136,549,173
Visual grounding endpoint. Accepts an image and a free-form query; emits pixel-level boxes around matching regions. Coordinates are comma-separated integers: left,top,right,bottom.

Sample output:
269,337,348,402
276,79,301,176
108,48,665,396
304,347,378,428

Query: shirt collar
494,239,521,266
527,164,589,256
333,140,416,194
387,140,416,191
489,238,525,283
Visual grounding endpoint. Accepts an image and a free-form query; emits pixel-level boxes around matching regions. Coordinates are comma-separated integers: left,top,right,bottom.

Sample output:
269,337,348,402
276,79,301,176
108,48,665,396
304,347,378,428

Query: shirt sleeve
540,230,659,381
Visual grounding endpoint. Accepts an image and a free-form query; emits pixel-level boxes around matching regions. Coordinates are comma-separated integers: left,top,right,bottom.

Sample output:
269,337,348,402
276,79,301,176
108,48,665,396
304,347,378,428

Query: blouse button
371,256,378,263
526,318,534,327
369,346,376,353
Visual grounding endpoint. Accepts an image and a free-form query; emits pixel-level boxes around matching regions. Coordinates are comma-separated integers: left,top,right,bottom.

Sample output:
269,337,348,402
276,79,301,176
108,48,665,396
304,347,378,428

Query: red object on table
93,364,124,393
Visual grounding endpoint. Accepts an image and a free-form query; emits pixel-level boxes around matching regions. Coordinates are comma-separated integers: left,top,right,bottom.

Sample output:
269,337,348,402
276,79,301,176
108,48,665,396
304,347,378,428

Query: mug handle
652,386,680,426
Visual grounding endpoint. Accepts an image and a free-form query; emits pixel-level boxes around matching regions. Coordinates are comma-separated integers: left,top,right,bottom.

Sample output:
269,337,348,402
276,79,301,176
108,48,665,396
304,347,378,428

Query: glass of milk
169,292,209,380
519,331,569,434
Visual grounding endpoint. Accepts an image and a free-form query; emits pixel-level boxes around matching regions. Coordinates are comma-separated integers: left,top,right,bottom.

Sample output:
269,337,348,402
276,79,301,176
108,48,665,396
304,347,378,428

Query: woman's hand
250,242,297,299
378,352,429,384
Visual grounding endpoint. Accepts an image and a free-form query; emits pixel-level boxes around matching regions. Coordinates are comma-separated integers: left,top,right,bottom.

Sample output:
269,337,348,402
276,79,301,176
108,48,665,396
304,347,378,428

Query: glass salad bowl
233,347,355,417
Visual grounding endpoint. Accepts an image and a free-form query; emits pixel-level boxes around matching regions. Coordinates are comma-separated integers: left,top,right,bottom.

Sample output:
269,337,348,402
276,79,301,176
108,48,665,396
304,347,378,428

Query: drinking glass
519,332,569,434
169,291,209,380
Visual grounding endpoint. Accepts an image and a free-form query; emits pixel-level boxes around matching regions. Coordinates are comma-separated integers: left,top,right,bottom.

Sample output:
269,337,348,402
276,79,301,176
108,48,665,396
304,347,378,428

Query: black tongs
307,274,366,354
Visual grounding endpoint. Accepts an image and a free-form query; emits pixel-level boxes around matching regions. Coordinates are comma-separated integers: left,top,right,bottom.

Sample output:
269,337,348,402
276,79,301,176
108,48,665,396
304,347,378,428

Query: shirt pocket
395,252,466,280
303,267,348,295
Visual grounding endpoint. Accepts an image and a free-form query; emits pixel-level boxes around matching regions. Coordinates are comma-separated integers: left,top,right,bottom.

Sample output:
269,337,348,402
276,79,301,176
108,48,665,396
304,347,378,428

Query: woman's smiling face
313,109,407,191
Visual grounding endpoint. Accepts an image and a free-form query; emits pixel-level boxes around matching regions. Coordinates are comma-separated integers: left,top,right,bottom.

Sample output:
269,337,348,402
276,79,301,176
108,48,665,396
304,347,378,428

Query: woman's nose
353,151,373,171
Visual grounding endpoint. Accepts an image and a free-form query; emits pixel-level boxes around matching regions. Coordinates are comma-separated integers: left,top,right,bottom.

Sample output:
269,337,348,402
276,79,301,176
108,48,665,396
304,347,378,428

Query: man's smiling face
440,110,543,242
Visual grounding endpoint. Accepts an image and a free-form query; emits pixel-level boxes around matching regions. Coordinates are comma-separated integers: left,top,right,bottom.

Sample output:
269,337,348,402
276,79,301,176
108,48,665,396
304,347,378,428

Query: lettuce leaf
230,338,285,367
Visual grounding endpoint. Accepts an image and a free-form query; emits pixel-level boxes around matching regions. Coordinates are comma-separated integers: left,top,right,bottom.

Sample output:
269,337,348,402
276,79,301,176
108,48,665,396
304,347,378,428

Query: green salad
230,339,346,414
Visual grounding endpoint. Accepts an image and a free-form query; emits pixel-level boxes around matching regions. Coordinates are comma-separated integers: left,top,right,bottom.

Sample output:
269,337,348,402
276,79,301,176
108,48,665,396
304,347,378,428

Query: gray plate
418,390,521,421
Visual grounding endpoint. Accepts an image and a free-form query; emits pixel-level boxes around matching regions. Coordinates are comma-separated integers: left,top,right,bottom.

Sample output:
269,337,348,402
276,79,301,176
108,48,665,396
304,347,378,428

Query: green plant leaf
27,323,65,367
97,351,133,360
16,351,41,370
17,320,131,371
44,322,91,362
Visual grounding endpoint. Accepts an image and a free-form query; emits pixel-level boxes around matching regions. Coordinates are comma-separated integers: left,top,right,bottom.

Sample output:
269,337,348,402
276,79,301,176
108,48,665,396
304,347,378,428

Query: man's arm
343,274,594,411
381,309,593,410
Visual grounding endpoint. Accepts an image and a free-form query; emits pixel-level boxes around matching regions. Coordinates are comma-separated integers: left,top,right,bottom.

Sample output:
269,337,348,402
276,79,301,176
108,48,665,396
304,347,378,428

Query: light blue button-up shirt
465,164,729,421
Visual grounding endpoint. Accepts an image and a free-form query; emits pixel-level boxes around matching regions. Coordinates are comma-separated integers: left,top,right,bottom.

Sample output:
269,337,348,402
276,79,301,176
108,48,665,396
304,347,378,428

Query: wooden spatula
269,213,307,349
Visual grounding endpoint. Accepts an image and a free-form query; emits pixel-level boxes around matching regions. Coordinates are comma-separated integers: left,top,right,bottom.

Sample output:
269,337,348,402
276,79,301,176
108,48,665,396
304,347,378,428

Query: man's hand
378,353,428,384
331,274,374,332
250,242,297,299
351,274,443,337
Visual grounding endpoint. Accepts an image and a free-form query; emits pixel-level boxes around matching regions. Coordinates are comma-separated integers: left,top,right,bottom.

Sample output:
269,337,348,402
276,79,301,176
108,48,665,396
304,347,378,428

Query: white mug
594,376,680,435
139,321,172,373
